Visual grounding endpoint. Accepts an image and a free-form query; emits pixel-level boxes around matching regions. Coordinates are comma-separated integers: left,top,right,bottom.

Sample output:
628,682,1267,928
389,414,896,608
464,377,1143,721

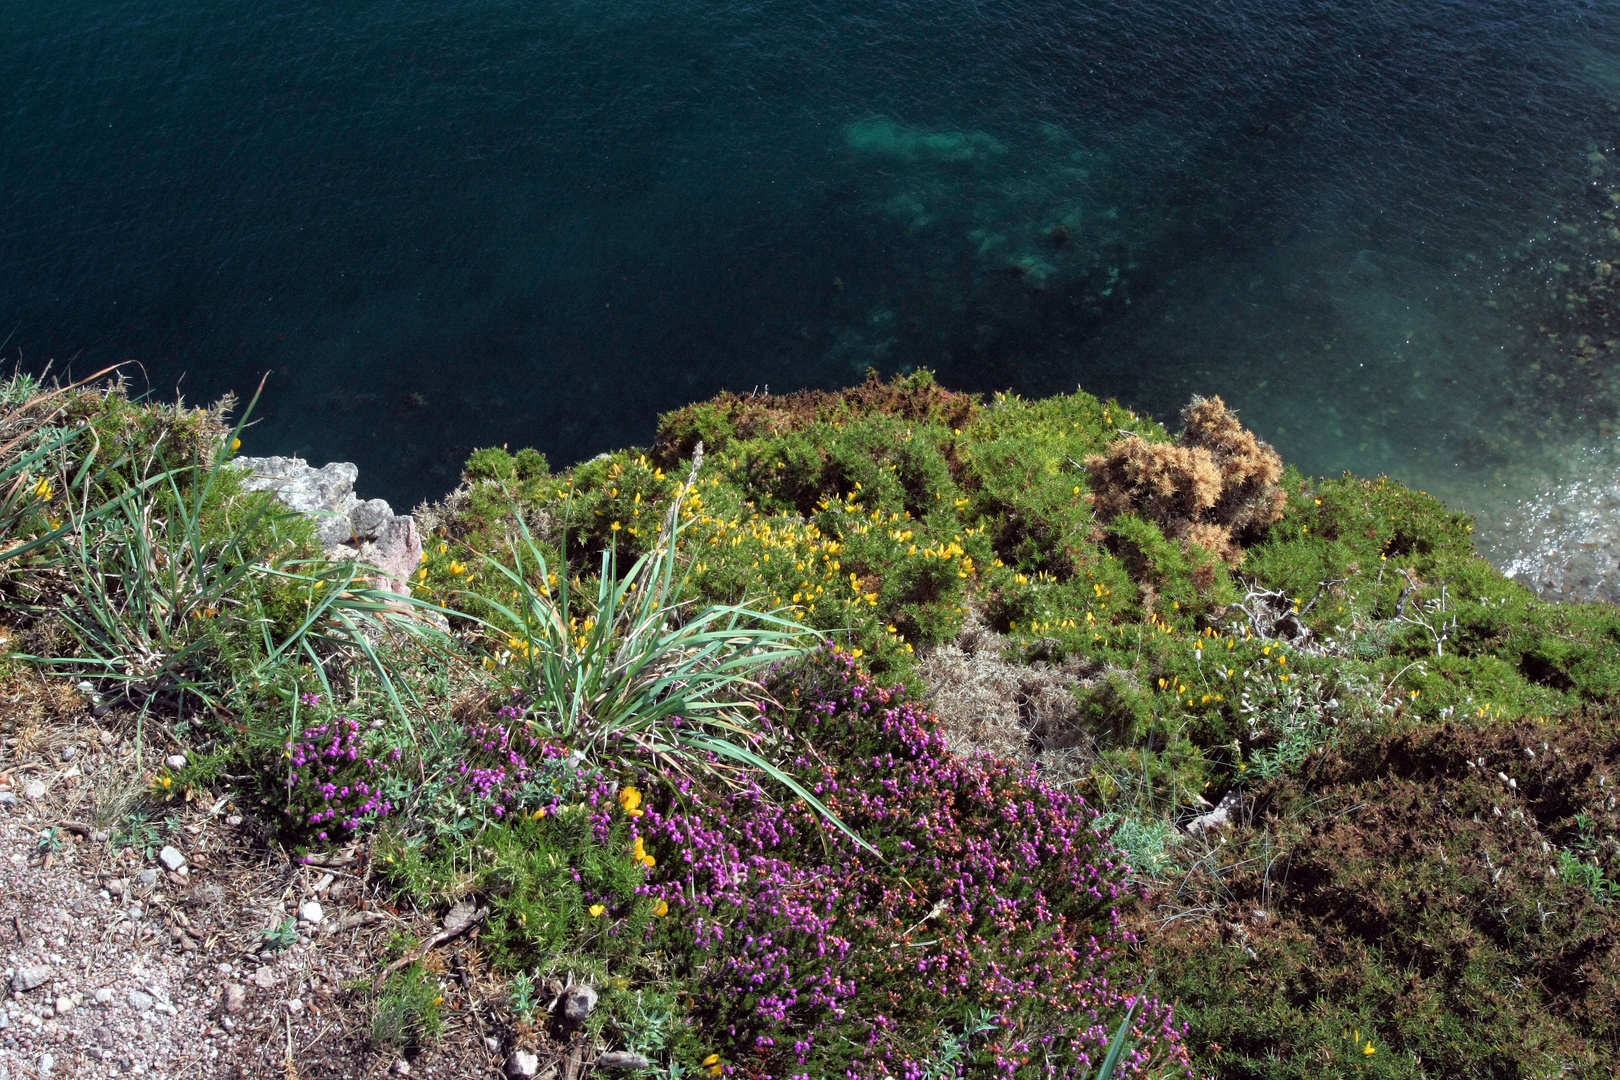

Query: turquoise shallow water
6,0,1620,560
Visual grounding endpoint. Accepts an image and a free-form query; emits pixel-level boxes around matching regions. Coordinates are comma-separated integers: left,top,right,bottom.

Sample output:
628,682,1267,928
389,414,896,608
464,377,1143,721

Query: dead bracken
1087,394,1286,565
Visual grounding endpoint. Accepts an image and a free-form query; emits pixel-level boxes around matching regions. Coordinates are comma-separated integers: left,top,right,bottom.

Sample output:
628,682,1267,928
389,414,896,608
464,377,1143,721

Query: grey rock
126,990,154,1013
235,457,360,546
36,1052,52,1076
158,845,187,873
0,1006,8,1029
54,995,73,1015
442,899,479,934
0,791,16,808
164,754,187,770
236,454,423,598
392,1059,412,1077
505,1050,541,1078
1184,790,1241,836
297,900,324,926
596,1052,652,1070
91,829,109,842
94,1026,115,1047
23,779,47,801
349,498,395,541
59,746,77,762
13,965,53,992
223,984,246,1014
93,987,114,1005
137,868,159,887
561,983,598,1025
284,997,303,1014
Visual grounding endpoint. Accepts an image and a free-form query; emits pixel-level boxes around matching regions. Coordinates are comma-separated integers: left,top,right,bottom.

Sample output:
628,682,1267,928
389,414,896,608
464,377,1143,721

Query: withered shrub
1086,394,1285,565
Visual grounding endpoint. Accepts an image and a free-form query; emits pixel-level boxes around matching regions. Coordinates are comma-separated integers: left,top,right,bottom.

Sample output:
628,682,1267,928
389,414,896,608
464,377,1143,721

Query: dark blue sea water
7,0,1620,556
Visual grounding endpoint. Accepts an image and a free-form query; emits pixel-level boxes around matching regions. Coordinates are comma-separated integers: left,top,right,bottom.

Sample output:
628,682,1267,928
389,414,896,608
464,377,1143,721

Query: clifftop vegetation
2,369,1617,1078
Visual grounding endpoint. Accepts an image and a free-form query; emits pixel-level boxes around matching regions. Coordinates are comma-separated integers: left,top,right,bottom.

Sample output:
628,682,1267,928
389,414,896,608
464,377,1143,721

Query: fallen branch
371,906,487,993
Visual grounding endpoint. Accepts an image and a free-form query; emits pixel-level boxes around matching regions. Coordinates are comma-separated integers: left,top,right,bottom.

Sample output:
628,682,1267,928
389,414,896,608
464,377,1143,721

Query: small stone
484,1035,502,1053
126,990,154,1013
36,1052,53,1076
95,1026,115,1047
99,729,117,745
0,791,15,808
391,1060,412,1077
23,779,47,801
596,1052,652,1070
285,997,304,1014
164,754,187,770
54,995,73,1016
137,868,159,887
297,900,324,926
158,846,187,873
13,965,53,992
92,702,111,717
225,814,243,826
505,1050,540,1078
561,983,598,1025
94,987,114,1005
253,967,277,989
223,984,246,1014
91,829,109,842
0,1007,9,1030
60,746,77,762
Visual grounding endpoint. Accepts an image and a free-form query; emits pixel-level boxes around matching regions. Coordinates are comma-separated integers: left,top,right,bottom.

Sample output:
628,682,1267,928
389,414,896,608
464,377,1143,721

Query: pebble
0,791,16,808
54,995,74,1015
297,900,324,926
158,845,187,873
391,1059,412,1076
94,987,114,1005
23,779,47,801
284,997,303,1014
60,746,77,762
164,754,187,770
127,990,154,1013
137,868,159,887
36,1052,53,1076
223,984,246,1014
562,983,598,1025
94,1026,115,1047
505,1050,540,1078
597,1052,653,1070
13,965,54,993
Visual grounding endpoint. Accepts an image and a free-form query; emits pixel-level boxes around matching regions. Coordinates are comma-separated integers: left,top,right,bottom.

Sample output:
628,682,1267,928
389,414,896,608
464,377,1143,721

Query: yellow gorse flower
618,786,644,816
589,904,606,917
31,478,53,500
652,900,669,917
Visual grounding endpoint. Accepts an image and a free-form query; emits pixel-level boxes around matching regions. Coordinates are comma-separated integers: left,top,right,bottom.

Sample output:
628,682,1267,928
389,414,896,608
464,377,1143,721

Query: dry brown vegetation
652,368,981,465
1086,394,1286,565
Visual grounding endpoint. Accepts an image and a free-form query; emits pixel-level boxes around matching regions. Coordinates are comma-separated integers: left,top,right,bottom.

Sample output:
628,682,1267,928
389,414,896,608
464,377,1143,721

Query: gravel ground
0,673,505,1080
